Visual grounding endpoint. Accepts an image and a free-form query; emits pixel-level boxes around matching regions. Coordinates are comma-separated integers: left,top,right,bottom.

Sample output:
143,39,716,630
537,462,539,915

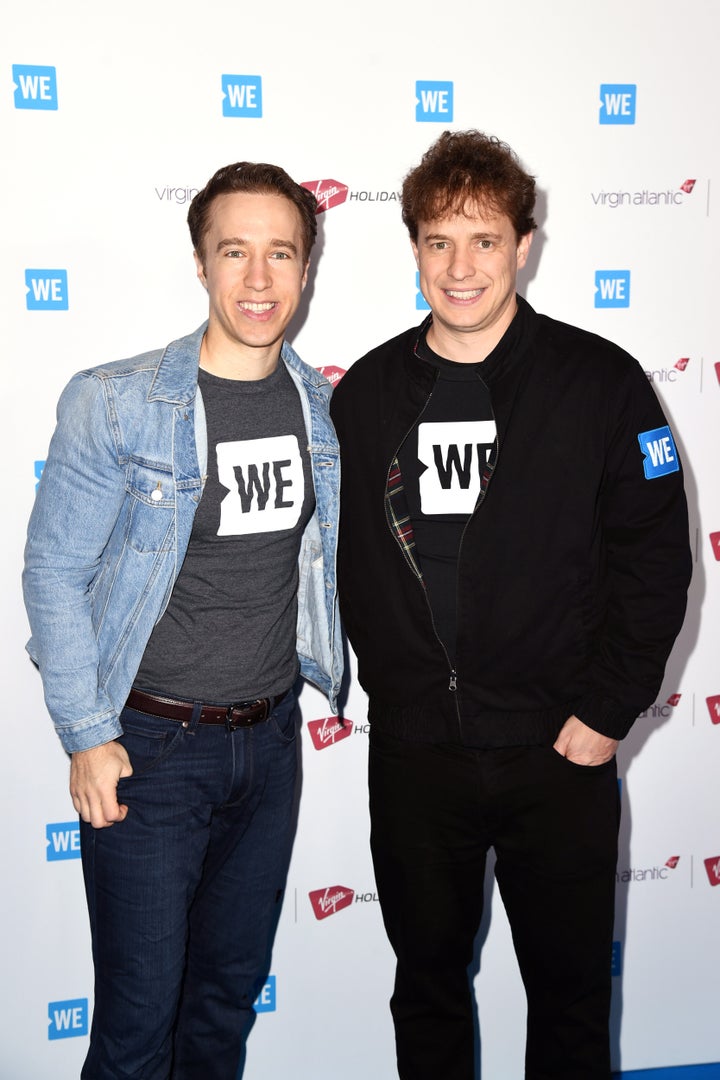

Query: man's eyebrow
423,230,503,242
215,237,299,255
216,237,247,252
268,238,299,255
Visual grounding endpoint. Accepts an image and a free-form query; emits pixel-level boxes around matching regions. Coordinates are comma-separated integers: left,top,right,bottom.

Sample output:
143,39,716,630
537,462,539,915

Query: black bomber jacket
330,298,692,747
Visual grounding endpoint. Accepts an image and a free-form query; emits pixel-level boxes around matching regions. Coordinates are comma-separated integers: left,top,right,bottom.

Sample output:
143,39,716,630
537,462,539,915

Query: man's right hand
70,741,133,829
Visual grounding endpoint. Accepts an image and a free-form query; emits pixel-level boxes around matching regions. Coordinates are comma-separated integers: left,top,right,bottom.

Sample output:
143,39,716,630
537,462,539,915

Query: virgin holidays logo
307,716,353,751
704,857,720,886
309,885,355,920
316,366,346,387
301,180,348,213
706,695,720,724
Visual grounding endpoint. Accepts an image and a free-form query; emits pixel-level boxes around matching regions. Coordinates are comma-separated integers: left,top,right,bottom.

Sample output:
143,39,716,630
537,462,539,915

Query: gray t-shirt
135,362,314,702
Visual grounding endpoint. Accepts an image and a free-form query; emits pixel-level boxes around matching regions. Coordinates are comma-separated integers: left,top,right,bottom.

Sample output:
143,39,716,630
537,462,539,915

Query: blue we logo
25,269,68,310
594,270,630,309
254,976,276,1013
415,271,430,311
638,426,679,480
222,74,262,117
46,821,81,861
599,84,636,125
48,999,88,1040
415,81,453,122
13,65,58,110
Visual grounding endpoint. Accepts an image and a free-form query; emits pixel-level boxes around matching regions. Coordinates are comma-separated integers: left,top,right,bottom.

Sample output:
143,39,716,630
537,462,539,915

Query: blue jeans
79,689,298,1080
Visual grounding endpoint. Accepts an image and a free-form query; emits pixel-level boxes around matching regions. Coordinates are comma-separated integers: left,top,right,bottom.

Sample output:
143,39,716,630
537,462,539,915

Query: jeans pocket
269,690,297,744
116,708,186,782
548,745,617,774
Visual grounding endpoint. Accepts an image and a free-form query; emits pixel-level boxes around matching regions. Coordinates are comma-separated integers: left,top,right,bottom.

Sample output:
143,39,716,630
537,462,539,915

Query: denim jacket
23,323,342,753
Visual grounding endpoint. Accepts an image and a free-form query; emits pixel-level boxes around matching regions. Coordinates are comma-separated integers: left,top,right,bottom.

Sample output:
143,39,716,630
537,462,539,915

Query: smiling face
194,191,308,378
412,202,532,362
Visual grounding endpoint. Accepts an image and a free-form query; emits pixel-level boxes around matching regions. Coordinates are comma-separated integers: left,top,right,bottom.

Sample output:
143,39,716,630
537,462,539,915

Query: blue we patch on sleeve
637,425,680,479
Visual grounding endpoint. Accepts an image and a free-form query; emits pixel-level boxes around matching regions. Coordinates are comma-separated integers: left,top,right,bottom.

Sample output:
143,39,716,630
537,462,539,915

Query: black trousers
368,729,620,1080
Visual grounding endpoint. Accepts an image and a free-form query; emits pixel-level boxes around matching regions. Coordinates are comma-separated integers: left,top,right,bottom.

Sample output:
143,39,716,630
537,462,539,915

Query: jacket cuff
55,712,124,755
572,692,637,741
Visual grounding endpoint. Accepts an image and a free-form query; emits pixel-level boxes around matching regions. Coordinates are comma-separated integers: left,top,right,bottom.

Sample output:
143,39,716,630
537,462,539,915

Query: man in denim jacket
23,162,342,1079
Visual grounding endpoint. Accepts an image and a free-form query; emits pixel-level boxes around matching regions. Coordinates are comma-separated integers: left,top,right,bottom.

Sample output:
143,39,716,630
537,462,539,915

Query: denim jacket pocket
125,461,176,553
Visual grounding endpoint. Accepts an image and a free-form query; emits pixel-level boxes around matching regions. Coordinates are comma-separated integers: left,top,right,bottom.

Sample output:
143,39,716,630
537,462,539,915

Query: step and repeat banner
2,0,719,1076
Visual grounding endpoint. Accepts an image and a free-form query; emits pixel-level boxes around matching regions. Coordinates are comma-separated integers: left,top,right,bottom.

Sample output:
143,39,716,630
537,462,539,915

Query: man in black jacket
330,130,691,1080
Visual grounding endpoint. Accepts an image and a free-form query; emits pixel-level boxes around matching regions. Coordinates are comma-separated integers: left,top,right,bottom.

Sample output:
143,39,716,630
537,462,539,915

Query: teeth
446,289,482,299
240,302,275,312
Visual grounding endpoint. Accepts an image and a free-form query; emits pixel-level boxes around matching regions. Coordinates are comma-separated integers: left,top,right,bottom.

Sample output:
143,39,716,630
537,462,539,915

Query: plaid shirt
385,457,423,585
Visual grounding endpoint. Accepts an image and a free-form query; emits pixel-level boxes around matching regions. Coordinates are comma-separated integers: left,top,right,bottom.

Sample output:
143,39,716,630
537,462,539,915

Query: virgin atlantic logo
639,694,680,719
709,534,720,562
301,179,349,213
591,179,697,208
307,716,353,751
308,885,355,920
644,358,690,384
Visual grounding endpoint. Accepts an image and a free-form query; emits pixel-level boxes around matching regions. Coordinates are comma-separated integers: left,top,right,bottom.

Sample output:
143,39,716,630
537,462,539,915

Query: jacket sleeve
23,372,128,753
574,359,692,740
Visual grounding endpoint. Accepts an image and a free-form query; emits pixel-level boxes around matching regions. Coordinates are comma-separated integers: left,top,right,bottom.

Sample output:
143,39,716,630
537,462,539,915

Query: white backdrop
2,1,719,1077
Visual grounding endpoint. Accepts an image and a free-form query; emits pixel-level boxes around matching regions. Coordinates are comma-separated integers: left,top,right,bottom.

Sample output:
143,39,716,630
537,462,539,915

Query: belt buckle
225,699,268,730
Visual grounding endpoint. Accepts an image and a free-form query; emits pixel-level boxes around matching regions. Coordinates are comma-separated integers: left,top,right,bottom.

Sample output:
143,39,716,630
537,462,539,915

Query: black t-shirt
398,335,496,660
397,300,528,661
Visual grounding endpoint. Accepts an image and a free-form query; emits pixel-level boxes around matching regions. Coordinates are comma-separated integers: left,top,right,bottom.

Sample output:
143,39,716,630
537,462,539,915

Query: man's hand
70,741,133,828
553,715,619,766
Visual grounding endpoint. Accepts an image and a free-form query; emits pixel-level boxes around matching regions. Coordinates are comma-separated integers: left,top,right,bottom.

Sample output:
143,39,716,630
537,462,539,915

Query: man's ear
193,250,207,290
516,231,533,270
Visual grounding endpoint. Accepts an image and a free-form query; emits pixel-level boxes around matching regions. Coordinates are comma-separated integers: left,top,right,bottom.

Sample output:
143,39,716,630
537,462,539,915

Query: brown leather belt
126,688,288,730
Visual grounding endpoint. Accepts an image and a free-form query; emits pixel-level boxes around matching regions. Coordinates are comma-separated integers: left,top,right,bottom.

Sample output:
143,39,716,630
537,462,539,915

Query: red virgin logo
316,365,347,387
301,179,349,213
704,857,720,886
679,179,696,194
309,885,355,920
665,856,680,869
710,533,720,562
307,716,353,751
673,357,690,371
706,696,720,725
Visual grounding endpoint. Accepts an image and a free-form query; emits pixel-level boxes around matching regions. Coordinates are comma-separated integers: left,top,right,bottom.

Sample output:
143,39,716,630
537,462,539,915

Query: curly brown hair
188,162,318,264
402,130,536,242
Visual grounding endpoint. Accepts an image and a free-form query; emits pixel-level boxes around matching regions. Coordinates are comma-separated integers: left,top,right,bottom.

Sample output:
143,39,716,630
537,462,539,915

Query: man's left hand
553,715,619,766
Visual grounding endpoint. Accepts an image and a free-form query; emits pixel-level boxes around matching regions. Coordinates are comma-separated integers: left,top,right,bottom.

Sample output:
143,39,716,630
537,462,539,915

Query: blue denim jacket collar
148,323,206,405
